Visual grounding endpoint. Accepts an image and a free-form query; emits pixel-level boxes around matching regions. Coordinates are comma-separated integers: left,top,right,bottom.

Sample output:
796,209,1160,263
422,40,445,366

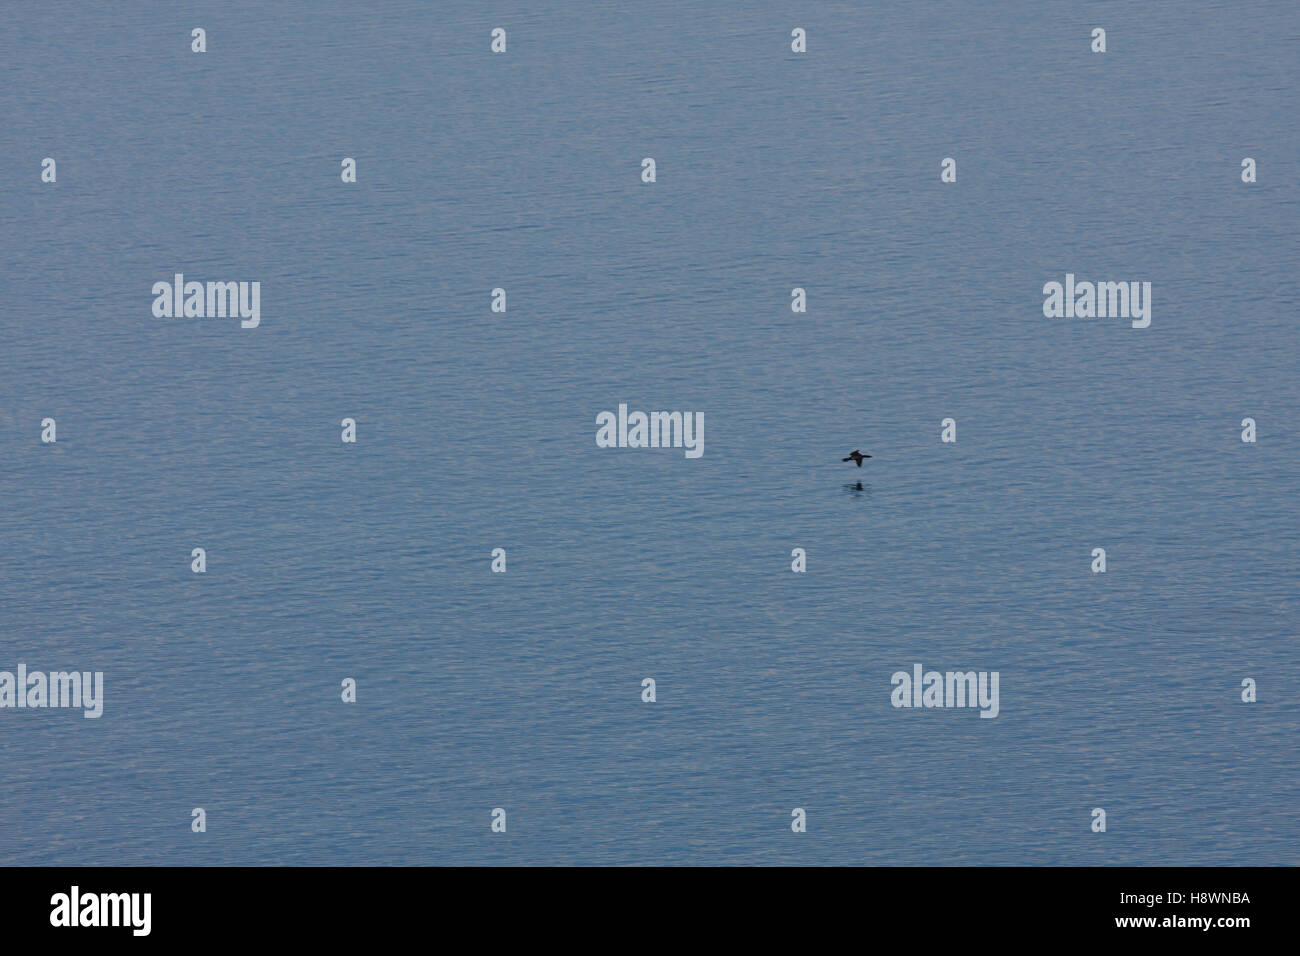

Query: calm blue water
1,1,1297,865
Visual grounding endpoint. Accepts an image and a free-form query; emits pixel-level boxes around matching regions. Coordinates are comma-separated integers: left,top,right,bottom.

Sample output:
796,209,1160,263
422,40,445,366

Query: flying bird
842,450,872,467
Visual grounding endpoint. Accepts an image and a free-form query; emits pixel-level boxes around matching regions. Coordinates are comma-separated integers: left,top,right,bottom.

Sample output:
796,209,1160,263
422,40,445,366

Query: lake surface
1,1,1296,865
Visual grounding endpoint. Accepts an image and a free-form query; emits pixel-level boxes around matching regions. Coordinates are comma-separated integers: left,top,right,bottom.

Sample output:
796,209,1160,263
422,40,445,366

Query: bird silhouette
842,450,872,467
